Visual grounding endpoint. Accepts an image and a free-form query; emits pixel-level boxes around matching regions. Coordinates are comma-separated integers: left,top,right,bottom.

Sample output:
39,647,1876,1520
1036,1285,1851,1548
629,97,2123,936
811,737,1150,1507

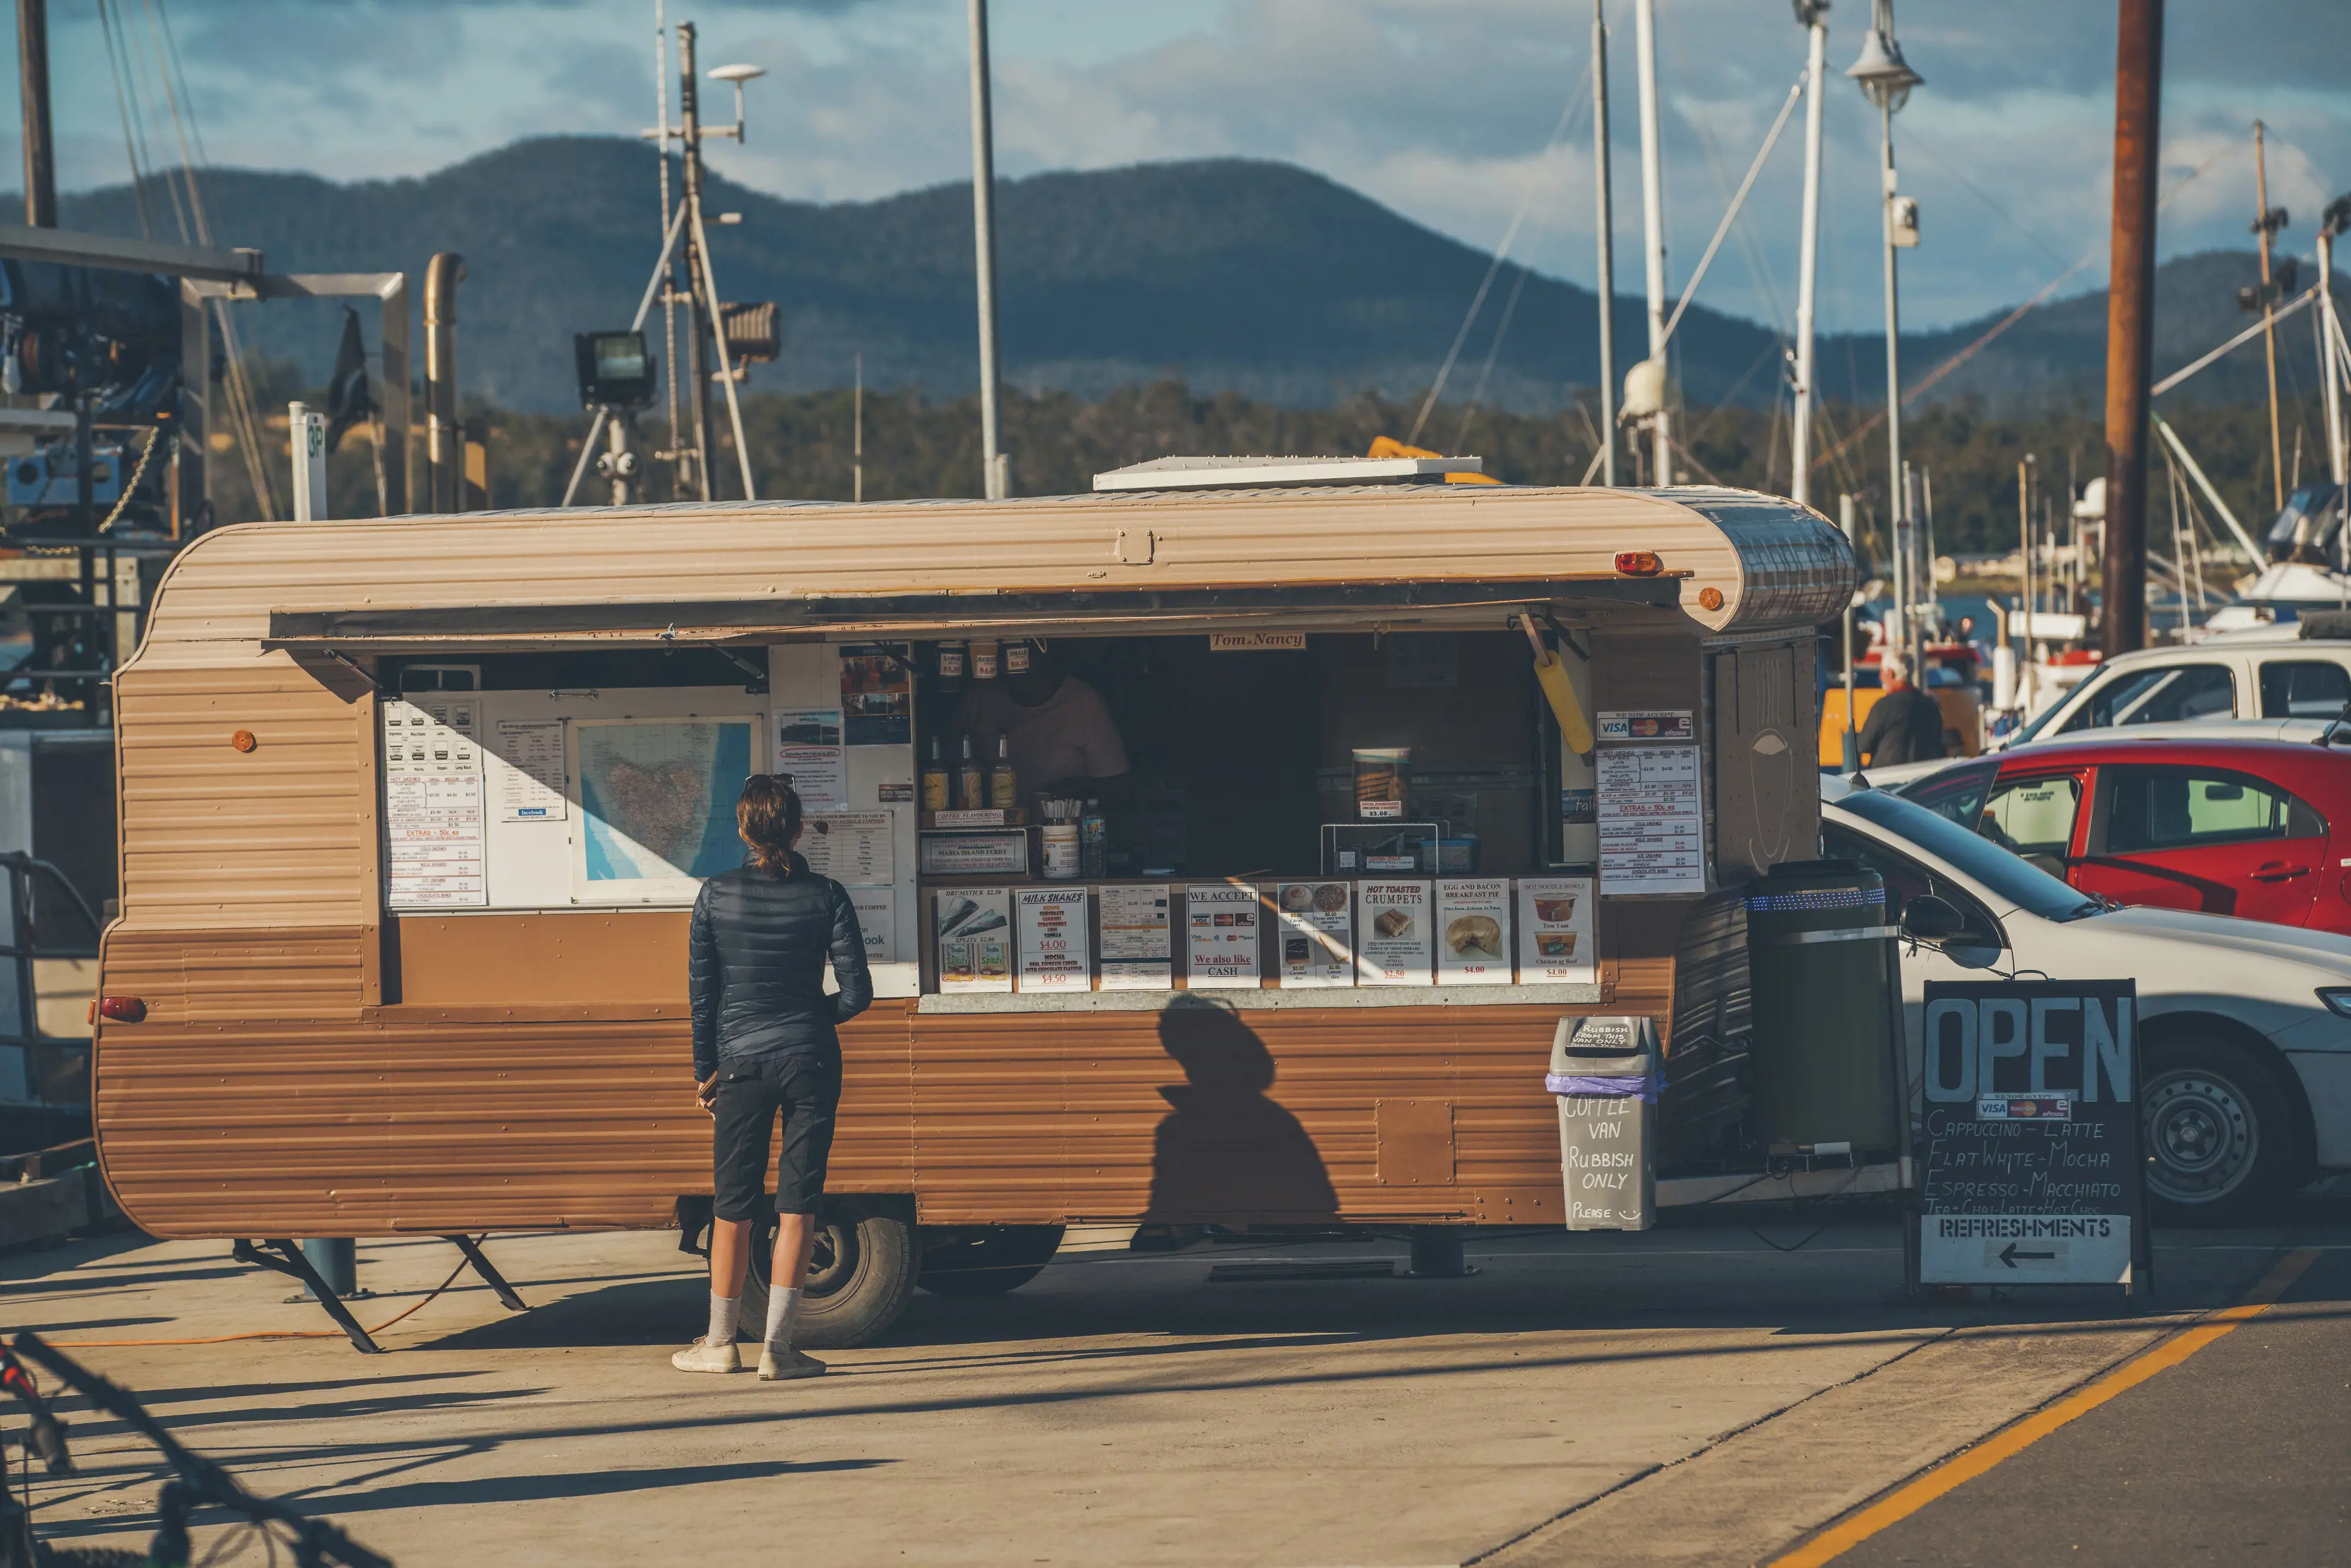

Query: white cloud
9,0,2346,335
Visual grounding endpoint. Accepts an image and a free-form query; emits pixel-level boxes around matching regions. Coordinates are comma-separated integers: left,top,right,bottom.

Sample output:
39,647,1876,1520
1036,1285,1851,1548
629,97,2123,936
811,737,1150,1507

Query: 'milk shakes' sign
1917,980,2148,1289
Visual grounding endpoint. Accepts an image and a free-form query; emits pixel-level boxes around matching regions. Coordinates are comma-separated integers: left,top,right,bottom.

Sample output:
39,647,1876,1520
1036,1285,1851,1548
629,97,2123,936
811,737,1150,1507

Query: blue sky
15,0,2351,339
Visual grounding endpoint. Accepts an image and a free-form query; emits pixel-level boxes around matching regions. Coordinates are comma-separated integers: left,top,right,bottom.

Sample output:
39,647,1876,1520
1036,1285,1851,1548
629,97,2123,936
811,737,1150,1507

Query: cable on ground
47,1243,484,1348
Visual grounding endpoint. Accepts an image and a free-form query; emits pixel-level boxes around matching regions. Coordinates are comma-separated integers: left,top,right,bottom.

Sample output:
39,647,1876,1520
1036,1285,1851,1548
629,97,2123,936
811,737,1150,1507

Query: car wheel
2141,1041,2292,1226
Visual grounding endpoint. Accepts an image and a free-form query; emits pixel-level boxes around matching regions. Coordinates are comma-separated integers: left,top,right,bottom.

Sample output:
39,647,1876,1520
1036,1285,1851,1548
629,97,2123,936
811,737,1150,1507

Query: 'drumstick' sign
1917,979,2147,1289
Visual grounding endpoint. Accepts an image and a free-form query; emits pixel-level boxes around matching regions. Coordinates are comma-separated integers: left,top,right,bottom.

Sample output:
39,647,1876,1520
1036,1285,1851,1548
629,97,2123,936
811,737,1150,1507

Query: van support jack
233,1235,530,1353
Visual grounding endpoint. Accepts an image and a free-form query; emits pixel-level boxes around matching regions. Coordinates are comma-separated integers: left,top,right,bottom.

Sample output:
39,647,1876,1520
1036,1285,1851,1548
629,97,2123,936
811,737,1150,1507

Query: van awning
262,575,1688,654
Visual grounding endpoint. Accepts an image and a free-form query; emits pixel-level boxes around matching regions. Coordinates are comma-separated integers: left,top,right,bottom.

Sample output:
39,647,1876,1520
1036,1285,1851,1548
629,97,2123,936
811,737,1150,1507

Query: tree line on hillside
220,361,2323,571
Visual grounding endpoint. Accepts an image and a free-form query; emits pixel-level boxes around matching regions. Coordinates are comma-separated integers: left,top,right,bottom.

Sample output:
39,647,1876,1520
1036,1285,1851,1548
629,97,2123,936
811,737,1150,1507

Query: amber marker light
98,996,146,1024
230,730,257,753
1697,587,1725,611
1615,551,1663,576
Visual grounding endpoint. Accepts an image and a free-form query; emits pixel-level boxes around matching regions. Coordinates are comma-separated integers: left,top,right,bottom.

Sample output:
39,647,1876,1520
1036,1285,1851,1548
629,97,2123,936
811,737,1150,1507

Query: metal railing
0,852,102,1111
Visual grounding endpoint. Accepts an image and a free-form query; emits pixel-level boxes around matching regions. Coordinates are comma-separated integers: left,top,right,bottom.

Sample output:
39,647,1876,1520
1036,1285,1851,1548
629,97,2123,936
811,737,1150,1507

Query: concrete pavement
0,1212,2337,1566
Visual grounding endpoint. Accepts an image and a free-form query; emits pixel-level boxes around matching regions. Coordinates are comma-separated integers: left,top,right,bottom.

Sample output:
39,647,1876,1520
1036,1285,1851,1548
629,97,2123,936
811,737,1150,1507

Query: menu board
1356,881,1434,986
1518,877,1596,983
1185,883,1262,989
799,811,894,885
1435,880,1512,985
1275,881,1353,988
1099,884,1173,990
1918,979,2147,1288
491,718,566,822
383,698,487,908
935,887,1012,993
1015,887,1091,991
1597,743,1706,894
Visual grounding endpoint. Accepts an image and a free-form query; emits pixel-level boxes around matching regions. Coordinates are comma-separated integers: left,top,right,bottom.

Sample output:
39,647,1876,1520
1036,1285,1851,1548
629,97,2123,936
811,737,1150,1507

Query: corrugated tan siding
129,484,1848,664
115,658,376,930
95,1000,914,1238
906,1004,1610,1226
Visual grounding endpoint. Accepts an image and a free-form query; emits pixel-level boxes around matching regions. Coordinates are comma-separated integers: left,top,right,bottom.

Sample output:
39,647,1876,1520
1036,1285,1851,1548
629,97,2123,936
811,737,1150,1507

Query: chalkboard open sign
1916,979,2148,1290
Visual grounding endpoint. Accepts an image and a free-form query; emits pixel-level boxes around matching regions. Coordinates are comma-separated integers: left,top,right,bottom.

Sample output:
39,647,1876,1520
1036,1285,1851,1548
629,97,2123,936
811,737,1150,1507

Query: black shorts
710,1051,842,1221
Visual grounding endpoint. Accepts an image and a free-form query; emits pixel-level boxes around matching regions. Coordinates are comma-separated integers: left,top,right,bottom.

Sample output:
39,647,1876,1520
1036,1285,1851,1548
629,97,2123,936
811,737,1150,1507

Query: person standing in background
1857,651,1947,768
674,776,872,1381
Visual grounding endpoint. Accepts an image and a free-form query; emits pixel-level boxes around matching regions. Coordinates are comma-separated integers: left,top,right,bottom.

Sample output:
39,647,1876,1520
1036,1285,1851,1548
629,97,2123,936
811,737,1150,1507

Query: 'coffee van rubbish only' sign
1917,979,2148,1290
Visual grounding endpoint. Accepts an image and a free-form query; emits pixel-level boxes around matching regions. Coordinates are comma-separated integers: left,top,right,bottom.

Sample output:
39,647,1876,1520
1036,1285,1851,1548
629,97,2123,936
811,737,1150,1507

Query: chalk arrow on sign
1999,1243,2057,1268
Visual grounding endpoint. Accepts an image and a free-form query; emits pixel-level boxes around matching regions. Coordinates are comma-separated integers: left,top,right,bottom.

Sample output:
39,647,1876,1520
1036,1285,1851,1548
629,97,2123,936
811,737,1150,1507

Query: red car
1898,735,2351,933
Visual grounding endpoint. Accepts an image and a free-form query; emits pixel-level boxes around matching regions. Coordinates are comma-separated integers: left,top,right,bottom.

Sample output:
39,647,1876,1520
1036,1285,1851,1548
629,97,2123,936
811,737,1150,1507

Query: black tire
40,1550,151,1567
2141,1038,2296,1226
747,1195,919,1348
918,1225,1066,1296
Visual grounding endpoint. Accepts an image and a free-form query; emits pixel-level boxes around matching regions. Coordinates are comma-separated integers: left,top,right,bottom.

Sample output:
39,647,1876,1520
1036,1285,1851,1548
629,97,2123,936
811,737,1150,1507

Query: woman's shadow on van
1146,993,1337,1222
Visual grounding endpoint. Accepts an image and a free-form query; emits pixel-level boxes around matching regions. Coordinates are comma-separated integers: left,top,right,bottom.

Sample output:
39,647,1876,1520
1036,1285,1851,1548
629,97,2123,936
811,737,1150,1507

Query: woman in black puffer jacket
672,776,871,1381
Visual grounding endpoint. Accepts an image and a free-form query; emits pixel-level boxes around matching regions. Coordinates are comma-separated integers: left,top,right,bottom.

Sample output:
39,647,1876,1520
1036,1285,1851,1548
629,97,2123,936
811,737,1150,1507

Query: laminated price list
1596,744,1704,894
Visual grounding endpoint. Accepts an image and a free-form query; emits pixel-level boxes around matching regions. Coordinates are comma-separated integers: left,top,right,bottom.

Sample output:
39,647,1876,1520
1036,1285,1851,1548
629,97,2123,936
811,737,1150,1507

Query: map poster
1016,887,1091,991
491,719,567,822
570,717,760,904
1184,883,1262,989
1918,979,2148,1289
799,811,894,885
1356,881,1434,986
1274,882,1353,988
935,887,1012,993
1098,884,1172,991
1436,880,1513,985
1517,877,1596,983
839,643,914,746
773,707,848,810
383,698,486,908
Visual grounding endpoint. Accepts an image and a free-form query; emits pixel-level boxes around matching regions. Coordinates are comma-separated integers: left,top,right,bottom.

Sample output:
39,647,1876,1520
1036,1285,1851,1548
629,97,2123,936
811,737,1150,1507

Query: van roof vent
1091,454,1483,492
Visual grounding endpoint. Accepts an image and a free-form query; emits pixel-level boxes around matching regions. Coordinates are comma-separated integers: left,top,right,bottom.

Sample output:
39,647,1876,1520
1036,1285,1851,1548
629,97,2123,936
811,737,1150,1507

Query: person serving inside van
954,640,1130,801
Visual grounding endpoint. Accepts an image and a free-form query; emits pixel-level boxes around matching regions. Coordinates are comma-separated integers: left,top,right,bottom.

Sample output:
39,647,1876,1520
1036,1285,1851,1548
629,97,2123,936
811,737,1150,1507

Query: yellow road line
1770,1247,2321,1568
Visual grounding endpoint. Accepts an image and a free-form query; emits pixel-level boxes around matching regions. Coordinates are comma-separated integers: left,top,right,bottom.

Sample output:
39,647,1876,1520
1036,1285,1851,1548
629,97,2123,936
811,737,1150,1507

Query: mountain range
35,137,2314,417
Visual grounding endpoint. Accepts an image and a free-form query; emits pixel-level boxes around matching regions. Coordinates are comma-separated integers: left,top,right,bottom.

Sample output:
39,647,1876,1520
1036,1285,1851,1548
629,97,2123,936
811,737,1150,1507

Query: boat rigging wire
2151,285,2316,397
1405,63,1591,448
1806,142,2241,478
1657,71,1805,351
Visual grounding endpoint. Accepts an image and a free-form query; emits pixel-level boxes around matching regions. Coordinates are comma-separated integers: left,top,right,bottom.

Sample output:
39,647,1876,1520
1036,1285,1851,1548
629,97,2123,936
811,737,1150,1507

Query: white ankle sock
765,1286,802,1350
707,1293,741,1347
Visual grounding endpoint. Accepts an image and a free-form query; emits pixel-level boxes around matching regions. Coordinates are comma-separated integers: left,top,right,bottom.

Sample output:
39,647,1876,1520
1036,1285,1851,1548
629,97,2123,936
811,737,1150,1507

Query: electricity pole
2101,0,2162,656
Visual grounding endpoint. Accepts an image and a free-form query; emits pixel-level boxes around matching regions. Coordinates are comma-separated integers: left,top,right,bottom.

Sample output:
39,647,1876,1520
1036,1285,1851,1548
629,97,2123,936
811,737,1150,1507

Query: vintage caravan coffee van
92,467,1848,1345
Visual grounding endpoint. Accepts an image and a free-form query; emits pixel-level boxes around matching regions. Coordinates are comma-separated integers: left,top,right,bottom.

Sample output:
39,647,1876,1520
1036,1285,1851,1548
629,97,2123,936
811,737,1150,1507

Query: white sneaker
758,1344,826,1381
671,1336,742,1374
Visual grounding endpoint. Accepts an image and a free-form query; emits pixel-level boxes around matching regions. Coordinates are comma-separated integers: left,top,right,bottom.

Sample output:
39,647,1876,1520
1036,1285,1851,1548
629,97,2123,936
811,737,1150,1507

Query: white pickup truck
1862,620,2351,788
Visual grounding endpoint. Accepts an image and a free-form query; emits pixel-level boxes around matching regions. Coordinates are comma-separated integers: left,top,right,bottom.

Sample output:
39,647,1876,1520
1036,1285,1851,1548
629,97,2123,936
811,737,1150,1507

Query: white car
1822,784,2351,1223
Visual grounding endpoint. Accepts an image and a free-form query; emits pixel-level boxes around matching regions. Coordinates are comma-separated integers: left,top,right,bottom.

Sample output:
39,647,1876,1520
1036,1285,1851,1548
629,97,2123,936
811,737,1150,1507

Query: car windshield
1836,788,2104,921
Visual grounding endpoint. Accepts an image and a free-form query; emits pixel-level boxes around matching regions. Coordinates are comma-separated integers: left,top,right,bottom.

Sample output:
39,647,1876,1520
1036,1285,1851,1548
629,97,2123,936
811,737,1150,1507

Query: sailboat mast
1790,3,1828,511
1592,0,1618,487
1634,0,1671,486
2255,121,2287,511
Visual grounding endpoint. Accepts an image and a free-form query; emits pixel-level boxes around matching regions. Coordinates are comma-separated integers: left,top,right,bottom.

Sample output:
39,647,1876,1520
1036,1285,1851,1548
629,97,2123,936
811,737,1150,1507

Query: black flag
323,306,373,453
